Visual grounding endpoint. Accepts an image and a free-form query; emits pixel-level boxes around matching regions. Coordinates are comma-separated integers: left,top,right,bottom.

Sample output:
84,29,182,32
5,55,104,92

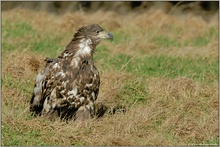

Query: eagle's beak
98,31,113,42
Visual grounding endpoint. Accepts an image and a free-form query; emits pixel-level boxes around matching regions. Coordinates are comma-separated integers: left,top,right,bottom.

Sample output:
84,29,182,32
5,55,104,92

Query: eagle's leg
41,94,59,120
43,109,59,121
75,106,91,121
75,102,95,121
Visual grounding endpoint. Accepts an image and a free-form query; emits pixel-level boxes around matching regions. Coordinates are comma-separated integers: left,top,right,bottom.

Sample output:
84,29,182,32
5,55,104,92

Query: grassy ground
1,8,219,146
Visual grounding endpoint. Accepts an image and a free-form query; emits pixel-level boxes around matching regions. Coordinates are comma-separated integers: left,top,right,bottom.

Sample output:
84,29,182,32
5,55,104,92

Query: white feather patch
91,92,95,100
43,97,50,113
70,57,80,67
86,83,93,87
67,87,77,96
55,71,65,77
36,73,45,83
53,63,59,69
79,97,85,103
76,39,92,56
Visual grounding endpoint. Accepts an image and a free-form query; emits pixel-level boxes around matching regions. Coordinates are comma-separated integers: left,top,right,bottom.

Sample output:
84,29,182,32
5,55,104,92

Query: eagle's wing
30,57,61,115
30,56,100,120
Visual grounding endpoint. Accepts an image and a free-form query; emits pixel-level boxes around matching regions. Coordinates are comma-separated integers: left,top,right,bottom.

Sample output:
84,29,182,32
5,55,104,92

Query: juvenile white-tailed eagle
30,24,113,121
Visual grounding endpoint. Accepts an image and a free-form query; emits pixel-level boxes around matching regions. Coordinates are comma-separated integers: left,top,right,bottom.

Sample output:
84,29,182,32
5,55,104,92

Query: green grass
97,53,218,84
2,20,62,57
2,73,33,94
2,124,47,146
153,35,181,48
2,21,36,54
187,27,218,47
204,137,219,145
152,26,218,47
116,79,149,106
111,31,131,44
3,21,34,38
30,35,63,57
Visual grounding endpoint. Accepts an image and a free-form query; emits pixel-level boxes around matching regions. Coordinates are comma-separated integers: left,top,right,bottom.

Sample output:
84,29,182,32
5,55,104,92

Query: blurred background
2,1,219,21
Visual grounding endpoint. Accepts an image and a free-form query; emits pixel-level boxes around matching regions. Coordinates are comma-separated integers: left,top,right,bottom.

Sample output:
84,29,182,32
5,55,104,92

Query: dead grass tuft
147,77,218,101
145,77,218,144
98,71,132,106
2,51,45,79
148,77,197,100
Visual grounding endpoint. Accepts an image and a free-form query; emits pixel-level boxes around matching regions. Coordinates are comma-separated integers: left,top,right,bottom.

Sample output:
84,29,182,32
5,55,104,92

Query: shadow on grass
95,102,127,118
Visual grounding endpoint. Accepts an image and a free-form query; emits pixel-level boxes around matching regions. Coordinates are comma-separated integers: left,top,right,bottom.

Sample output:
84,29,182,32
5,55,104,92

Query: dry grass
2,8,219,146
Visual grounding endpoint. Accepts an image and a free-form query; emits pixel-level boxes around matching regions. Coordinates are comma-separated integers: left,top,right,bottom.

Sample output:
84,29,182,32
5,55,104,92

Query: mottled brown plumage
30,24,113,121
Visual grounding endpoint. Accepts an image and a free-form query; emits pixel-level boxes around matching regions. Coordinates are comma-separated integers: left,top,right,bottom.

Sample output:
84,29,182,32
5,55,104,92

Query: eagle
30,24,113,121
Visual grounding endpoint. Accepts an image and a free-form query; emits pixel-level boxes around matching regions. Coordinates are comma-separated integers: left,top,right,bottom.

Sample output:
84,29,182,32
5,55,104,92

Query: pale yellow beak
97,31,113,42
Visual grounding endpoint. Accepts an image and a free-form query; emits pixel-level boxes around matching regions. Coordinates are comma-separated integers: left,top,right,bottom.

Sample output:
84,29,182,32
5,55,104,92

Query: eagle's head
64,24,113,57
74,24,113,47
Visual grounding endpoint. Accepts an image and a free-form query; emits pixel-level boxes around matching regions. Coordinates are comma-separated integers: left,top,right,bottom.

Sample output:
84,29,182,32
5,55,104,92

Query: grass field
1,8,219,146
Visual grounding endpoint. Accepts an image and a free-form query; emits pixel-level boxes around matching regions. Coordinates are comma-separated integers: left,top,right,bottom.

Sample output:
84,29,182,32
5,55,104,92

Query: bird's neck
62,38,96,57
75,38,94,57
60,38,95,66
